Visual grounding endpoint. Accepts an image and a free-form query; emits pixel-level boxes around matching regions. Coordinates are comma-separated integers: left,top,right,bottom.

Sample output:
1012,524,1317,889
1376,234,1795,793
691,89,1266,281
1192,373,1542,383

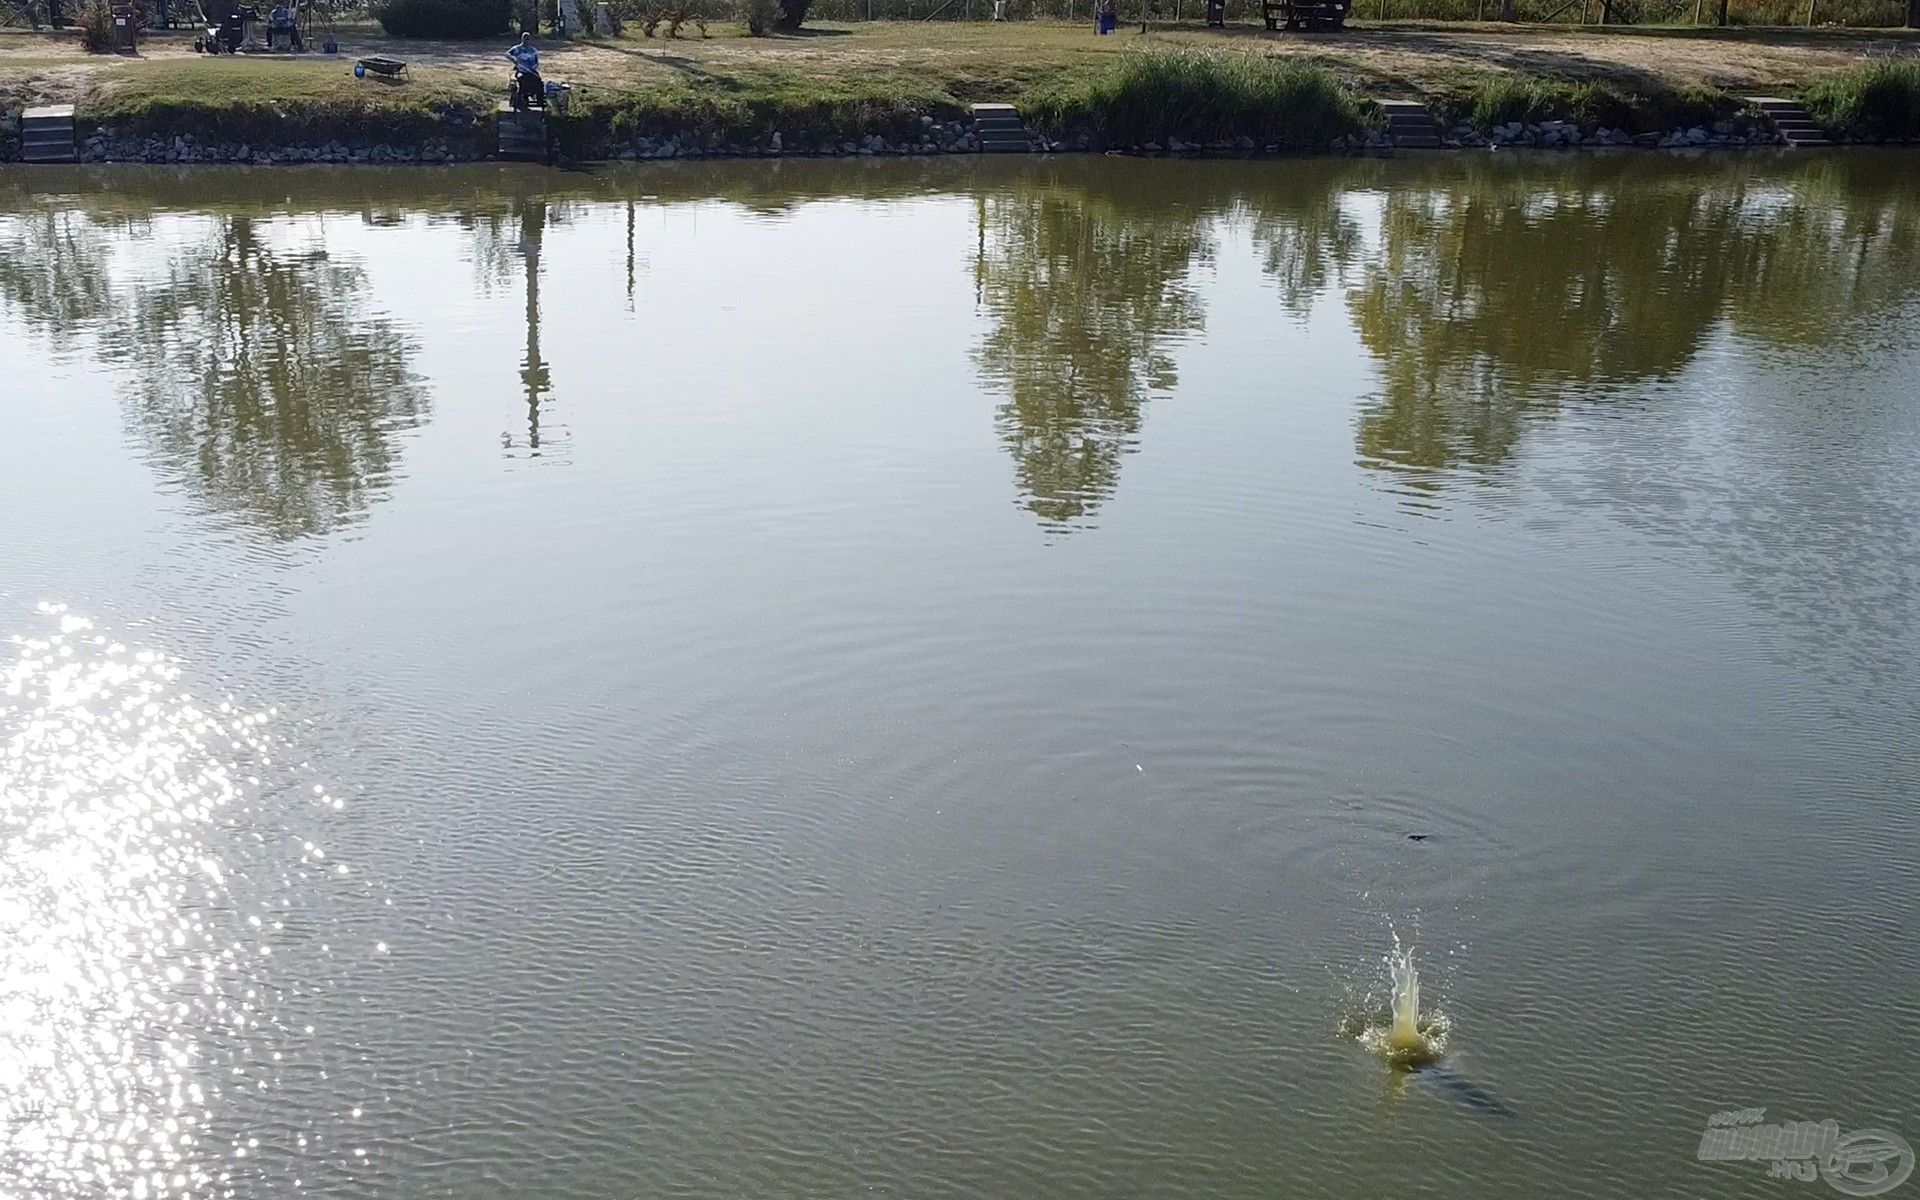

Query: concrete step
497,102,549,161
18,107,76,162
1745,95,1831,148
970,101,1032,154
1382,100,1441,148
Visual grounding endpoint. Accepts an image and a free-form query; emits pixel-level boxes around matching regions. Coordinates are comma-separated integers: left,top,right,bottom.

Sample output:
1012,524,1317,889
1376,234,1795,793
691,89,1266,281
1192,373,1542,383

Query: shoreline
10,111,1915,167
5,20,1918,166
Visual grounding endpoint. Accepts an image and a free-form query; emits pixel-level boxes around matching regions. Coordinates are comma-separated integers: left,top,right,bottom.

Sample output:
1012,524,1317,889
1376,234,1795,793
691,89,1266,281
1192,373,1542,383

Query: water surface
3,153,1918,1199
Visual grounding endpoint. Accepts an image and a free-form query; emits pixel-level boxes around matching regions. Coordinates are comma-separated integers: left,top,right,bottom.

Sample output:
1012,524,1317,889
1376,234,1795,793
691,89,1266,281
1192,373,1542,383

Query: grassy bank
1432,72,1736,132
81,58,493,144
1802,59,1920,137
1023,52,1373,146
4,20,1918,156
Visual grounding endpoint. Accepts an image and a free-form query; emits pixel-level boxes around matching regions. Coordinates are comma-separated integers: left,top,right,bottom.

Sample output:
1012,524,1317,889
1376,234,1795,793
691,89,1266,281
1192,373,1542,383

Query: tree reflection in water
1345,156,1920,496
973,169,1211,534
114,215,430,539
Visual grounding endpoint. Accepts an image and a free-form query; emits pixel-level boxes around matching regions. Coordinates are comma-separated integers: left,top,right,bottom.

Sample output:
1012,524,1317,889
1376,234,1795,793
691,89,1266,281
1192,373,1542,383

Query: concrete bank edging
7,107,1918,166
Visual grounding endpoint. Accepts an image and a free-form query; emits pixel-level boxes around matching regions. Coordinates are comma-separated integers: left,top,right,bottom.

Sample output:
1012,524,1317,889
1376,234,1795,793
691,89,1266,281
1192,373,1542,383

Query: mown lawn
3,18,1916,138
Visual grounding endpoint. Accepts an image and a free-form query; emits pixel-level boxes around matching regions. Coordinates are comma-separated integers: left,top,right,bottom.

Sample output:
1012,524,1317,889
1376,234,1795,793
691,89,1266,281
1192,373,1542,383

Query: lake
3,153,1917,1199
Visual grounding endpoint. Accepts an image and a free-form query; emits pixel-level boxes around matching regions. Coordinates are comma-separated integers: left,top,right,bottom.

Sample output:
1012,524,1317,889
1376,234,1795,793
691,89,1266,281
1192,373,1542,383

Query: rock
1686,126,1709,144
770,131,782,153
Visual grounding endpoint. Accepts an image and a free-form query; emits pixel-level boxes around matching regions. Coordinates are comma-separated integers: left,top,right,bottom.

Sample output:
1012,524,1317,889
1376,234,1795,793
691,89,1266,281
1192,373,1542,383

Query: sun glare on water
0,604,351,1198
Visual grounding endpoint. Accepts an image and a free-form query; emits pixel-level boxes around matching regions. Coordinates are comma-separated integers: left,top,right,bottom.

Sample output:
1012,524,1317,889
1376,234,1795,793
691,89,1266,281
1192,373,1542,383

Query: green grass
559,74,964,151
80,59,493,143
1802,58,1920,137
1022,50,1372,146
8,18,1914,153
1433,72,1737,131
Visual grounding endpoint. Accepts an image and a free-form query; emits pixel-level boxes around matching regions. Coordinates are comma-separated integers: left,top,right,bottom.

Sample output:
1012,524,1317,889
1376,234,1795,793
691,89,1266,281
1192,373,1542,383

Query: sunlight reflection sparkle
0,604,336,1198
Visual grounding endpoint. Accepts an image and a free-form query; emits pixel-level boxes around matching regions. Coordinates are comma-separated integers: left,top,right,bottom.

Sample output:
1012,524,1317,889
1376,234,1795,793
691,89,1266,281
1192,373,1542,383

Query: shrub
371,0,512,37
740,0,778,31
1022,52,1369,148
1803,61,1920,140
1436,75,1733,134
77,0,115,51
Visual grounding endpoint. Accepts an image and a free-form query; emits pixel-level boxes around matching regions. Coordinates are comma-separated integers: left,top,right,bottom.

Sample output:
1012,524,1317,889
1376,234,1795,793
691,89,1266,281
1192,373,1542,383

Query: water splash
1355,938,1447,1066
1388,943,1423,1050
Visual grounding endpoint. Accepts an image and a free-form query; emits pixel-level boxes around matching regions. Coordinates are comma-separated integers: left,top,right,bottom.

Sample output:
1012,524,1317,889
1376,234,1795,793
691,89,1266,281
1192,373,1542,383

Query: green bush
371,0,512,37
1437,75,1734,134
1803,61,1920,140
1022,52,1370,147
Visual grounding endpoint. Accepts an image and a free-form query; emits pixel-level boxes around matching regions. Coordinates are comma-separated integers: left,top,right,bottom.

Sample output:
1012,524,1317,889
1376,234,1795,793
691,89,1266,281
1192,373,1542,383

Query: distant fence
807,0,1913,26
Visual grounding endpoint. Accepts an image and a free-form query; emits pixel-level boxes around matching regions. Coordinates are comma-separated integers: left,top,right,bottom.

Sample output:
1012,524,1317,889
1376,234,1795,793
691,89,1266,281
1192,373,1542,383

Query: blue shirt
507,43,539,72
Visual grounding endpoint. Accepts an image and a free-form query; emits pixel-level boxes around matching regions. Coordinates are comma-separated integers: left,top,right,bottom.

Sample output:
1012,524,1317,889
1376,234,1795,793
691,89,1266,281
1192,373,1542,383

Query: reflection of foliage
1350,172,1738,484
1343,156,1920,489
117,216,429,539
1243,191,1362,320
974,177,1211,532
0,211,124,343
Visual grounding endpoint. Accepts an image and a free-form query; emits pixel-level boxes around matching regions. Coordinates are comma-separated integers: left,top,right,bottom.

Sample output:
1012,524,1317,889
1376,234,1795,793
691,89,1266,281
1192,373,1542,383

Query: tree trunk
1909,0,1917,26
1716,0,1728,23
1499,0,1513,18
